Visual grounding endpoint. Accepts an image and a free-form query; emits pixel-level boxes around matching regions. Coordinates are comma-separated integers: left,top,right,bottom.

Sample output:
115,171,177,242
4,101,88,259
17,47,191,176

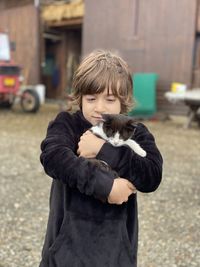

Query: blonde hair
71,50,133,113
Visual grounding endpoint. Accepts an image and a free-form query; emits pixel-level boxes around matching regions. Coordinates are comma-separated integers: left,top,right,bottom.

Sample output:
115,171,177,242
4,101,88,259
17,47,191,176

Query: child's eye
106,98,116,102
86,96,96,102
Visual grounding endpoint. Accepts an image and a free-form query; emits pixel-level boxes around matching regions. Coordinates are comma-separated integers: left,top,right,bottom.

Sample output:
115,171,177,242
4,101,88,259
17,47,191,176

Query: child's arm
77,131,138,204
40,112,132,203
40,112,116,201
77,130,106,158
96,123,163,193
108,177,136,204
80,124,162,193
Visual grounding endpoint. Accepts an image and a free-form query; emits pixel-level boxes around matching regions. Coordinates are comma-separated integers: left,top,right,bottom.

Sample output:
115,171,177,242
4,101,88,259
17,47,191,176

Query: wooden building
0,0,83,99
83,0,198,115
0,0,40,85
41,0,83,98
1,0,200,114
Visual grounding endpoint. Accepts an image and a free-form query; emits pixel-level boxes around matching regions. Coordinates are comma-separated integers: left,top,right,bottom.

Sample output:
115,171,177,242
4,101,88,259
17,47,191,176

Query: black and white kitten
90,114,146,157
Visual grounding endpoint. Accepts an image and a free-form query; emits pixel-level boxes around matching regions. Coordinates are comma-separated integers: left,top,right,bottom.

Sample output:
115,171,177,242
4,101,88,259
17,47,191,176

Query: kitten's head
101,114,137,146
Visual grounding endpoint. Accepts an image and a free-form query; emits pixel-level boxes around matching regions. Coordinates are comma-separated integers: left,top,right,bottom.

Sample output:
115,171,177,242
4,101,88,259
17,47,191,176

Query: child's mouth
92,116,103,121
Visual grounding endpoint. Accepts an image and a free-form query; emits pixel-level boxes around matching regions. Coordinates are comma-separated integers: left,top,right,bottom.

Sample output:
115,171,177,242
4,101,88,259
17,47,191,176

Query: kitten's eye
106,128,114,137
120,128,134,140
104,121,112,127
120,130,129,141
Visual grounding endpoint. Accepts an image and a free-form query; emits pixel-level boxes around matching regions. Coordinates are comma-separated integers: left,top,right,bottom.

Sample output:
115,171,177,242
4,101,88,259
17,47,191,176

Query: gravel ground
0,103,199,267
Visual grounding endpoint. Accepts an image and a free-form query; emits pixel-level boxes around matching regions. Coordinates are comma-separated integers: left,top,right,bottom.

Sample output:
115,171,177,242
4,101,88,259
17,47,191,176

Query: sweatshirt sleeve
40,112,114,201
96,123,163,193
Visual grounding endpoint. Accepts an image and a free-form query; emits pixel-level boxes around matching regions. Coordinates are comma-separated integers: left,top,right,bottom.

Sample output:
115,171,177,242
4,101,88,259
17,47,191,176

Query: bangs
75,59,131,97
72,50,134,113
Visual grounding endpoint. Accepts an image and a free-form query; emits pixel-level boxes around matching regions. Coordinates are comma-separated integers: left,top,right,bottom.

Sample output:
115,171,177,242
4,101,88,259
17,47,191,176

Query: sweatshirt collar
74,110,92,130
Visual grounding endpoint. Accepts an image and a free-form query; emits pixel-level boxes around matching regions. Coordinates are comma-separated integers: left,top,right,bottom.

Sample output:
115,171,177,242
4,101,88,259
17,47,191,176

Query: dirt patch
0,104,199,267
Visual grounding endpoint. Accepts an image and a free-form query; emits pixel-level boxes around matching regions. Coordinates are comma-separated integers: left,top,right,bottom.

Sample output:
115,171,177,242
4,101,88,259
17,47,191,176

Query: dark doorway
42,27,82,99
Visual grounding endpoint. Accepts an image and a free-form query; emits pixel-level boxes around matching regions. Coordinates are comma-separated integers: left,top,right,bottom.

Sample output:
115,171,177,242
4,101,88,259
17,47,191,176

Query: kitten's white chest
91,124,108,140
108,132,124,147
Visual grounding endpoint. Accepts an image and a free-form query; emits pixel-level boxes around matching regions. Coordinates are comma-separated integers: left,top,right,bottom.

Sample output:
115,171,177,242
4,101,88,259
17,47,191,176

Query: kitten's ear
126,119,138,131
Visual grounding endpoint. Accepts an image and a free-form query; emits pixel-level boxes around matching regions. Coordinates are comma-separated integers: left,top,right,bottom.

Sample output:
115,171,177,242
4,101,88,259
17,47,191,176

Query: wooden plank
196,0,200,32
0,0,33,9
0,4,40,84
46,17,82,27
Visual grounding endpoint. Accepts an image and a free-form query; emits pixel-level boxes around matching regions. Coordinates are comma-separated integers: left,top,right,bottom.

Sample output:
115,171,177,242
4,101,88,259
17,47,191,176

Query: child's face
82,88,121,125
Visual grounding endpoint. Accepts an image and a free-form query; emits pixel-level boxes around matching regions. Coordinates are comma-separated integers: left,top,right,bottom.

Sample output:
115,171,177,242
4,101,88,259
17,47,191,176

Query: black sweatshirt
39,110,163,267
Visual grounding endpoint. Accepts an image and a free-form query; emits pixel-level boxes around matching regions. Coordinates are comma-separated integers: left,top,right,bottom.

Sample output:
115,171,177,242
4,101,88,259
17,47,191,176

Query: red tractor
0,31,40,112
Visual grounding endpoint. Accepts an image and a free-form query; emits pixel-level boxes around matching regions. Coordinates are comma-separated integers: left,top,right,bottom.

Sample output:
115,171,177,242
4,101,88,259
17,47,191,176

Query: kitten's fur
91,114,146,157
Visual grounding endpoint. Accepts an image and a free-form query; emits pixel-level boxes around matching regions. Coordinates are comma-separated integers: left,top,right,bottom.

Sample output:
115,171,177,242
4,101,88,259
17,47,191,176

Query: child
39,50,163,267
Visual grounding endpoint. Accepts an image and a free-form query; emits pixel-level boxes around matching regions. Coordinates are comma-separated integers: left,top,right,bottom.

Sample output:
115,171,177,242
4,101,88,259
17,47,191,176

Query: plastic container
171,82,187,93
35,84,46,104
129,73,158,117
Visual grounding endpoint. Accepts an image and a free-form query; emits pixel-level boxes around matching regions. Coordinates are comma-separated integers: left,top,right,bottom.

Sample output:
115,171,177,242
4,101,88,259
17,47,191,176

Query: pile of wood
41,0,84,22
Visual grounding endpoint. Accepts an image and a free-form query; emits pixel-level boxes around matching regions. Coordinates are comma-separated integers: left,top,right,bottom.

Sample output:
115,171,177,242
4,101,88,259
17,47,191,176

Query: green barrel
129,73,158,117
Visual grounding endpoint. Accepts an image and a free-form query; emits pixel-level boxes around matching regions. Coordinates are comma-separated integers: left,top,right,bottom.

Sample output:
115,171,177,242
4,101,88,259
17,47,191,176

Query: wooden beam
132,0,140,37
45,17,83,27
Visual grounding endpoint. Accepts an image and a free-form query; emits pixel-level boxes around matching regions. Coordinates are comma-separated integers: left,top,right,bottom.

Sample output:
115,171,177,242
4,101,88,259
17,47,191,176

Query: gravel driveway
0,103,199,267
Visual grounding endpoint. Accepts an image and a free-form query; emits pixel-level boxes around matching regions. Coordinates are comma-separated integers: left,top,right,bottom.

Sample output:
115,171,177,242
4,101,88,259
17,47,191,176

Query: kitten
90,114,147,157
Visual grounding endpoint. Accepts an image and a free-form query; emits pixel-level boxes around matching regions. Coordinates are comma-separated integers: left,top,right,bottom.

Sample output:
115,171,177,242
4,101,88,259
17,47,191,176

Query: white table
165,89,200,128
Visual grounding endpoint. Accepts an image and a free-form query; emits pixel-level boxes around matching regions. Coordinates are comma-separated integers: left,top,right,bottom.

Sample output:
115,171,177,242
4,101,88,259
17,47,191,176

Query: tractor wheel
20,89,40,113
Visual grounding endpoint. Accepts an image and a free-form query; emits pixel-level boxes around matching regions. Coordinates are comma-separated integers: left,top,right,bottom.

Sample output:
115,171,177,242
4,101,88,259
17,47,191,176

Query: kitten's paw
140,149,147,157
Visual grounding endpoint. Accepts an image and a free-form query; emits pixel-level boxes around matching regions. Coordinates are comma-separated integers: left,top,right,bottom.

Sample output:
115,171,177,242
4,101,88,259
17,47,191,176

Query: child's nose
95,100,105,113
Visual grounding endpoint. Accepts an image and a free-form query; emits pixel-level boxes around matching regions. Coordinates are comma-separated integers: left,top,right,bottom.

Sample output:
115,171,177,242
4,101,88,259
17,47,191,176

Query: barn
1,0,200,114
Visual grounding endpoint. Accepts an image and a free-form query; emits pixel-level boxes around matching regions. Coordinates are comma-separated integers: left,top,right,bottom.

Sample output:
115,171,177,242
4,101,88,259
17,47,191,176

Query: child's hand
77,130,105,158
108,178,137,205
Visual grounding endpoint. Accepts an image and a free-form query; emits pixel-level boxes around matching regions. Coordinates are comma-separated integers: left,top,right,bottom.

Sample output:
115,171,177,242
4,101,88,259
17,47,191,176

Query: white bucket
35,84,45,104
